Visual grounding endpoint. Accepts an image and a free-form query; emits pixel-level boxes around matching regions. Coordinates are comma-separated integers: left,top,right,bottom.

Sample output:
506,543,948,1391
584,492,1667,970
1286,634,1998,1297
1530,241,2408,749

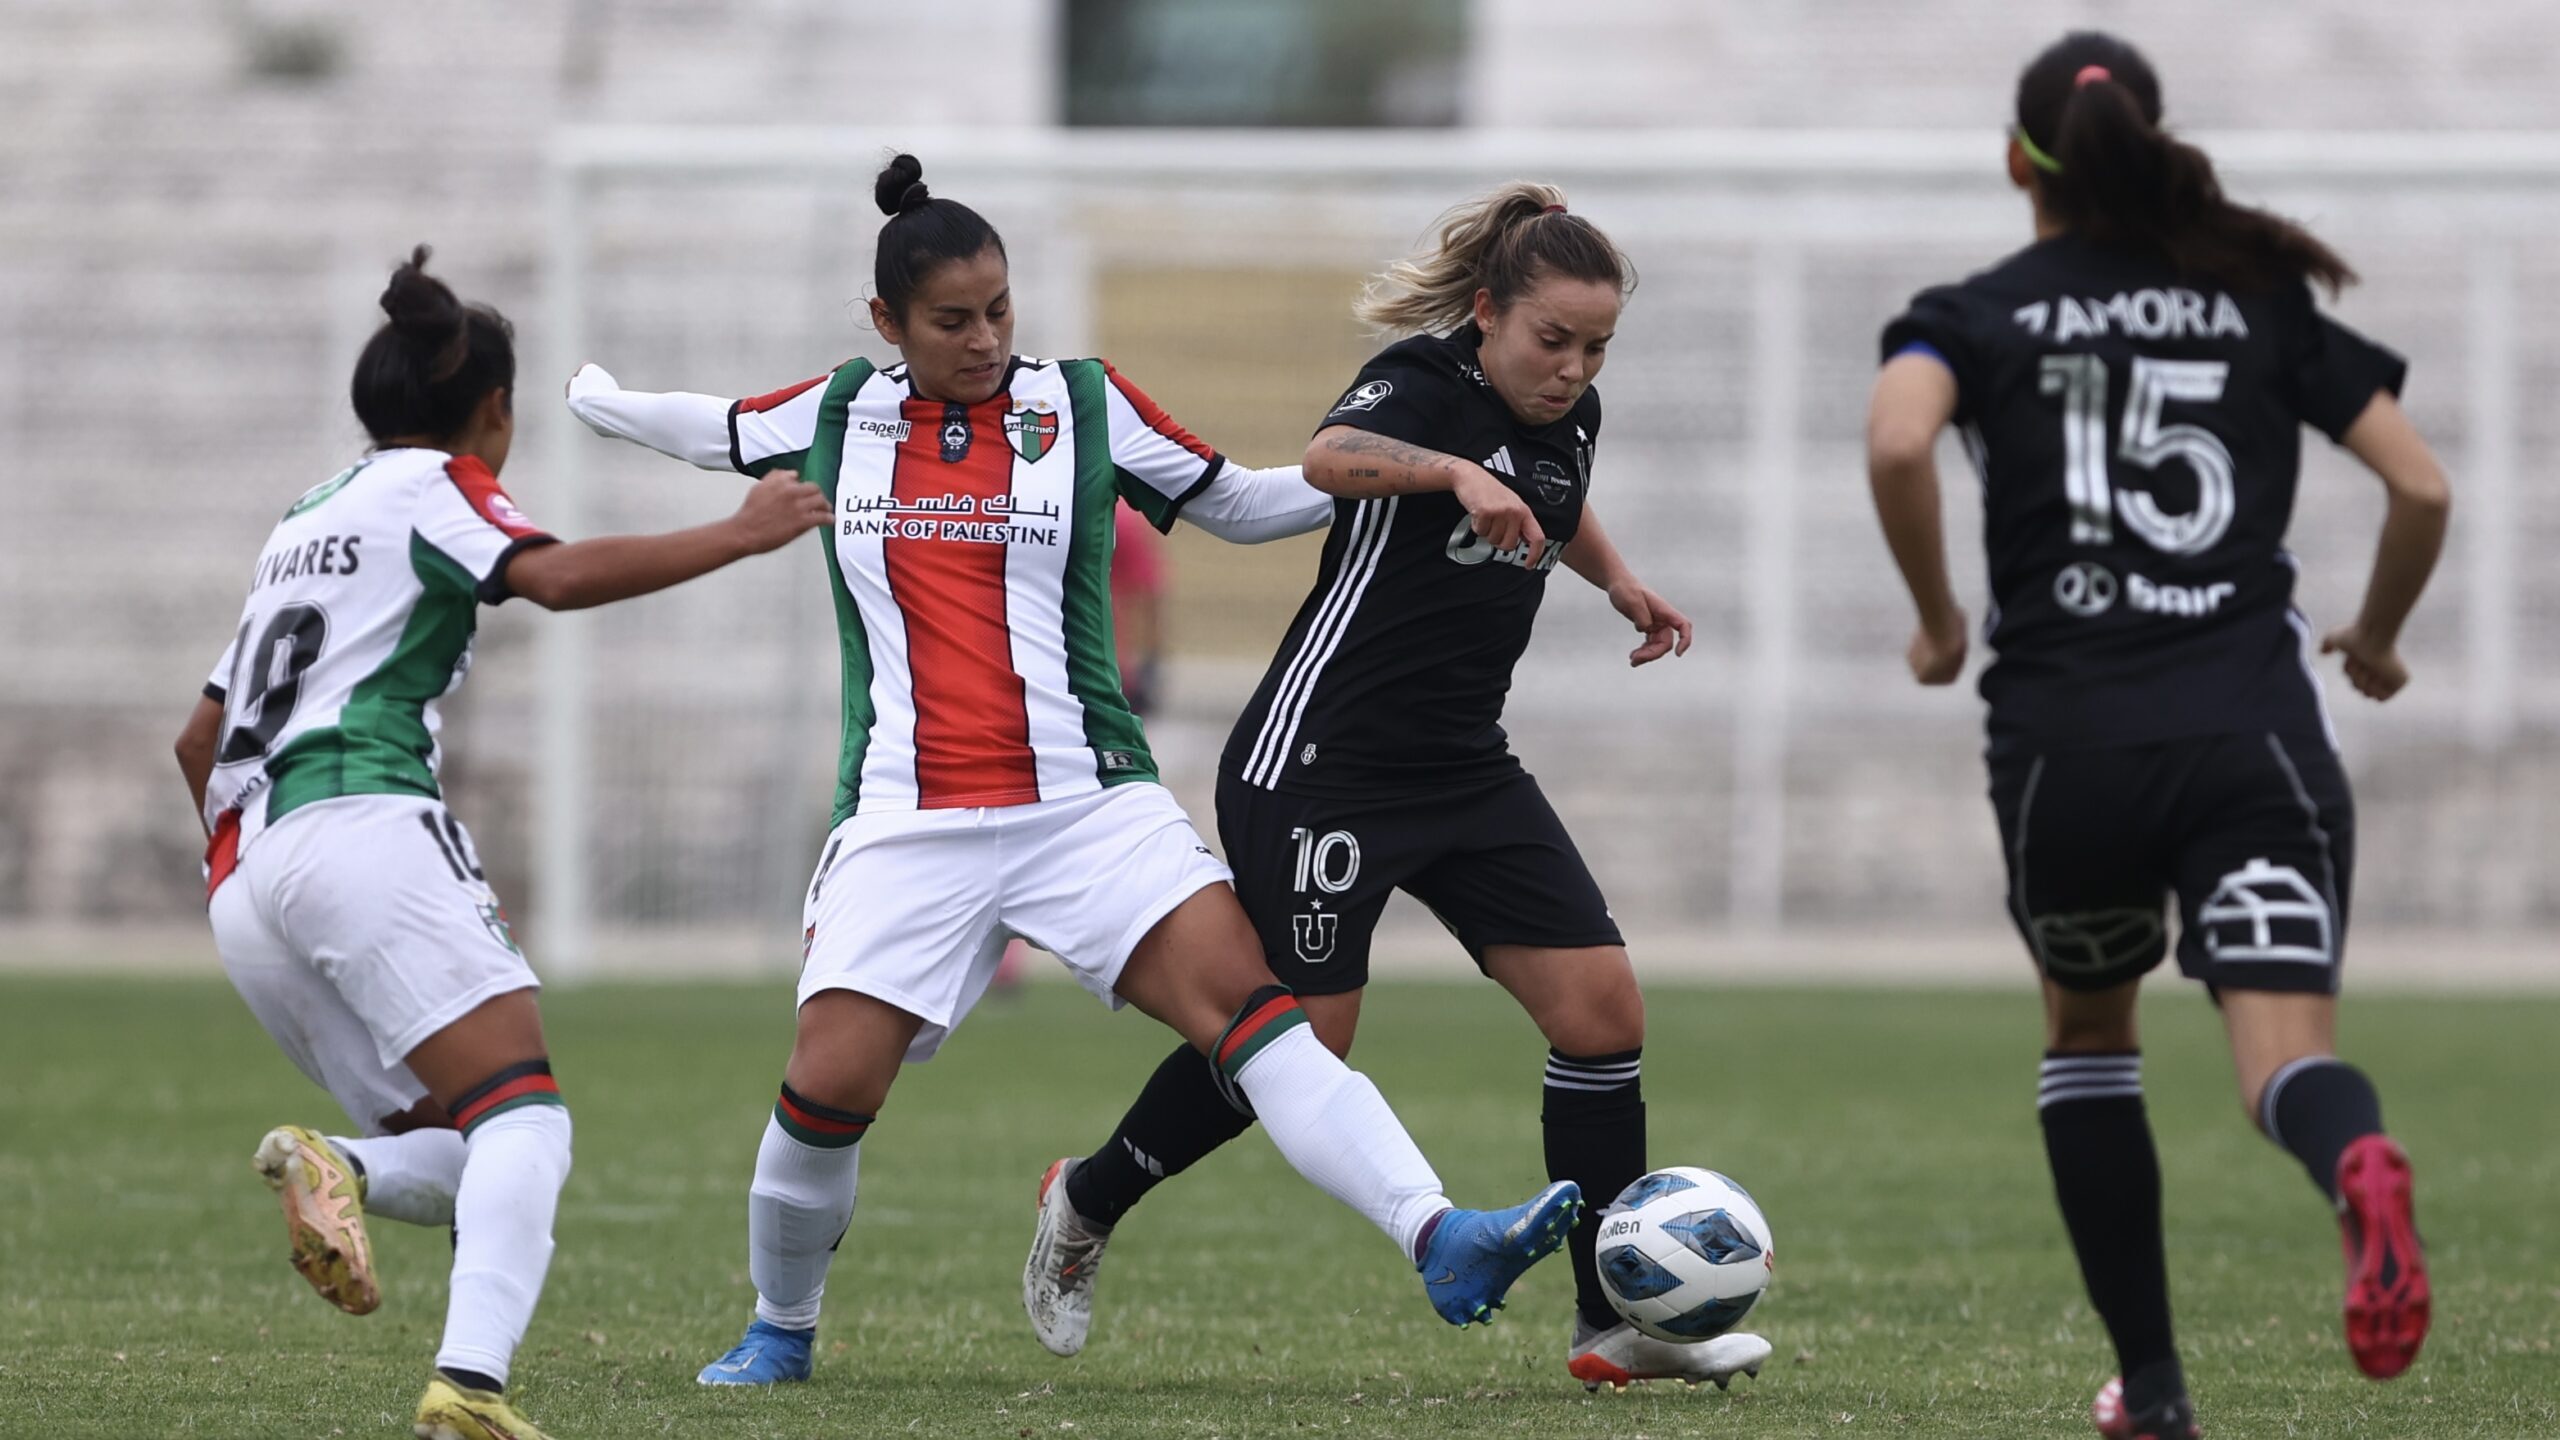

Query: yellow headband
2015,126,2063,175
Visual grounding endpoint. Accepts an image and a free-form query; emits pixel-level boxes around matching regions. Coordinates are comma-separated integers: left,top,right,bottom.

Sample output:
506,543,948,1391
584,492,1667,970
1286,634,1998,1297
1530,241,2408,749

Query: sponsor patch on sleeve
444,456,549,540
1330,379,1394,414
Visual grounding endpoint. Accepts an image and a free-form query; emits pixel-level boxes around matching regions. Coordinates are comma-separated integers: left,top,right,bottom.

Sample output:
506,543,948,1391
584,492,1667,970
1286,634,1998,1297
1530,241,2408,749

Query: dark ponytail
350,245,516,445
871,153,1006,321
2018,32,2354,295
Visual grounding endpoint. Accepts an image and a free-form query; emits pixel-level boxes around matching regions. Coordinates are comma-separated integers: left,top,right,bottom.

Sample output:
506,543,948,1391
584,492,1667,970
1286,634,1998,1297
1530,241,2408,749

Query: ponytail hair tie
1540,204,1567,215
2074,64,2112,87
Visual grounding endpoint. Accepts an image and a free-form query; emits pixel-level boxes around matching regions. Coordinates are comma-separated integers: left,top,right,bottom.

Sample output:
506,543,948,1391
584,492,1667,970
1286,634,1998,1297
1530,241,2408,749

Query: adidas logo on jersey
1484,446,1516,475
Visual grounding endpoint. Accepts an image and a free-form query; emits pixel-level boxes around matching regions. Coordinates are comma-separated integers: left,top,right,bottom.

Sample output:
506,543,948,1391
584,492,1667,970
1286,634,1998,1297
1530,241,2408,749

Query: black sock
2260,1057,2385,1204
1543,1047,1646,1333
2038,1051,2182,1410
1065,1042,1256,1227
439,1367,504,1396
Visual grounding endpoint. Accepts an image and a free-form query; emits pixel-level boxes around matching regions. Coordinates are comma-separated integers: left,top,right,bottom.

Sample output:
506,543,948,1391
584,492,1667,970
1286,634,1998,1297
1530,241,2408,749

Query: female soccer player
1866,33,2446,1439
175,247,832,1440
565,154,1580,1387
1020,183,1772,1392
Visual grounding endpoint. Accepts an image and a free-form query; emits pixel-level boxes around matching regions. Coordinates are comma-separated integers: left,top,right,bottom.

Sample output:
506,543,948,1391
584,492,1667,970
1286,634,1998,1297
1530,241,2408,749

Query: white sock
435,1105,572,1387
748,1115,861,1331
331,1130,467,1227
1233,1023,1450,1260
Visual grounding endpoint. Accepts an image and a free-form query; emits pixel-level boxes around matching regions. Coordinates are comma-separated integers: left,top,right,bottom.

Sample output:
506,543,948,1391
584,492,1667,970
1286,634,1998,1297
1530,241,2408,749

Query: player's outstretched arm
1307,426,1543,562
565,363,738,472
503,471,830,612
2320,393,2451,702
1565,506,1691,666
1867,353,1968,686
1175,464,1334,544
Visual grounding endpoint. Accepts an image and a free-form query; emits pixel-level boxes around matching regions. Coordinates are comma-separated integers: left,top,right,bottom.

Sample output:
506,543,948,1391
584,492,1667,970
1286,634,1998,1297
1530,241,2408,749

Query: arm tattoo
1316,429,1461,495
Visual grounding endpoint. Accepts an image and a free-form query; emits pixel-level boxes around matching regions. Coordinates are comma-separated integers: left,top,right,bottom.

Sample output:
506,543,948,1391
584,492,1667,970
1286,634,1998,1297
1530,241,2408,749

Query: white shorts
209,794,539,1133
799,782,1233,1061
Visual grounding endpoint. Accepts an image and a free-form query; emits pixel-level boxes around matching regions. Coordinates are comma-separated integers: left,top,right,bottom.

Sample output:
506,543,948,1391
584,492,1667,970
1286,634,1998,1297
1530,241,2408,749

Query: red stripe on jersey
738,373,831,414
1103,363,1216,462
885,401,1041,809
204,808,242,901
443,456,548,541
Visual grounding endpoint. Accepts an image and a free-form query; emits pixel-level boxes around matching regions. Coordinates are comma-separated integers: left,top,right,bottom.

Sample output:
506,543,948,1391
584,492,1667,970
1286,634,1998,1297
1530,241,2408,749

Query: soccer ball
1593,1166,1774,1342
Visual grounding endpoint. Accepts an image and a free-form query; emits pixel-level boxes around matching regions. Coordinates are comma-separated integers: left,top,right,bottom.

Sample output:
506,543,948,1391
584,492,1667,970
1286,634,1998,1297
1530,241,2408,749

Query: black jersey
1880,235,2405,755
1223,324,1599,798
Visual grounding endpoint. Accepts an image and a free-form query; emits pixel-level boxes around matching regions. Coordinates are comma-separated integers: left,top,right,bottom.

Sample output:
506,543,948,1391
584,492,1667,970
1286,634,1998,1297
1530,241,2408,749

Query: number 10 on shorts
1291,827,1361,896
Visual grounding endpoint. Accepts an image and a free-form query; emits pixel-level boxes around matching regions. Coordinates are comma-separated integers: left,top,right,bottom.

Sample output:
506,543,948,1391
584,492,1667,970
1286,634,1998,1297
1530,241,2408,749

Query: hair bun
379,244,469,379
874,153,931,217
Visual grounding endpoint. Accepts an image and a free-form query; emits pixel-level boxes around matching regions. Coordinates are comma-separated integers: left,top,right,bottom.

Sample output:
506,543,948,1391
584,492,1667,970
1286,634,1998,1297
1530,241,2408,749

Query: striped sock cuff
1215,988,1310,1082
1544,1047,1642,1093
773,1083,873,1150
2256,1055,2342,1144
451,1059,565,1136
2037,1051,2142,1110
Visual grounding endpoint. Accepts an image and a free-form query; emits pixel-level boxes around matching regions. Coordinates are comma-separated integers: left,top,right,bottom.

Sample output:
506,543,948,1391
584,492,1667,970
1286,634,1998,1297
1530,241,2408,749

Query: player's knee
785,990,915,1114
1534,981,1644,1056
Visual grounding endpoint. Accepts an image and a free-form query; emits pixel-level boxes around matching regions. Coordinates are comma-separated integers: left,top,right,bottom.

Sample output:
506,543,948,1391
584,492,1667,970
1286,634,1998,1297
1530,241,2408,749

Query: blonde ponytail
1354,182,1630,337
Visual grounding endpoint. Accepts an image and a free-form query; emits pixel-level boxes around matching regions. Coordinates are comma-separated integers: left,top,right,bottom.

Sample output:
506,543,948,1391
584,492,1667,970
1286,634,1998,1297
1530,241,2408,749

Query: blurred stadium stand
2,2,2551,973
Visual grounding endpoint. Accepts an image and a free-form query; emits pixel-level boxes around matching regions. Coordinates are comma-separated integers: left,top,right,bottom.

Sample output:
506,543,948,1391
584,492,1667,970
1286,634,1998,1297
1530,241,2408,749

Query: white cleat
1566,1317,1772,1392
1023,1156,1114,1357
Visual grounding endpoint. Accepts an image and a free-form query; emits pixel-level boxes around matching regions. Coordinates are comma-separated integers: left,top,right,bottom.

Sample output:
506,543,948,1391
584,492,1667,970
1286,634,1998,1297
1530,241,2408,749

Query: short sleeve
2280,283,2407,443
413,456,559,605
1879,286,1983,421
1100,362,1226,533
730,372,833,476
204,632,238,703
1312,352,1465,449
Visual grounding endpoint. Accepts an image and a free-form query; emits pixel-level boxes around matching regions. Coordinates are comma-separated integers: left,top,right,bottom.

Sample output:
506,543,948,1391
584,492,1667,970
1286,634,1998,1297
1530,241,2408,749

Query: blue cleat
1418,1181,1584,1326
696,1318,815,1386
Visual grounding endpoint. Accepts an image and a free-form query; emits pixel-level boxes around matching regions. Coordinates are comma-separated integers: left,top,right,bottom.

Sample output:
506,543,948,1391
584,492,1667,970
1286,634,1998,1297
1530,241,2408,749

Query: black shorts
1215,769,1624,996
1989,730,2356,996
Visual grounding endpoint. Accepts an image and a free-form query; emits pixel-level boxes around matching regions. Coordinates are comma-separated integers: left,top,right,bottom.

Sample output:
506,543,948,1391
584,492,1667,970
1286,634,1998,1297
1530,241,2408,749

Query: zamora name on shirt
2011,287,2252,344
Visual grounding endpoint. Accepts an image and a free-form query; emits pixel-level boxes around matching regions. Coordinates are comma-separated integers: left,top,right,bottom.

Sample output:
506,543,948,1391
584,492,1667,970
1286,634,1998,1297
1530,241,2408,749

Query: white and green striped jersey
202,448,554,869
572,354,1331,822
766,356,1216,818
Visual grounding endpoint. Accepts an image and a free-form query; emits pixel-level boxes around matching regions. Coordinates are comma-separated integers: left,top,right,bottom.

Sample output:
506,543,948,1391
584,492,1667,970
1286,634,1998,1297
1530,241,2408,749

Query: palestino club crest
1007,404,1059,463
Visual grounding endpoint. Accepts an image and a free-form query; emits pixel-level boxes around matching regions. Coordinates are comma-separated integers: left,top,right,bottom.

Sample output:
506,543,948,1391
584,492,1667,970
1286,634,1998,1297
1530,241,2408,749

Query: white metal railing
536,126,2558,974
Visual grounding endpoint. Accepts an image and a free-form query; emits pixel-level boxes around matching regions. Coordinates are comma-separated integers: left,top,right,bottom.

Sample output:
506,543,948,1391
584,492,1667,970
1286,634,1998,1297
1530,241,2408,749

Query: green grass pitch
2,974,2553,1437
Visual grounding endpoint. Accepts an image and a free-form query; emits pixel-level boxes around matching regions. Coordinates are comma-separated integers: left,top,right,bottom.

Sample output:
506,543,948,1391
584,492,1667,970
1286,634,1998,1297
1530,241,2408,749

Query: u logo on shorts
1292,911,1339,964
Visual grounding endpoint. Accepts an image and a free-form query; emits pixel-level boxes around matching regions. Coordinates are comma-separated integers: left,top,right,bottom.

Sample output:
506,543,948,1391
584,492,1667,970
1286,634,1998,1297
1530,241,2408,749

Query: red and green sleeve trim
774,1082,872,1150
1216,990,1311,1082
451,1059,565,1136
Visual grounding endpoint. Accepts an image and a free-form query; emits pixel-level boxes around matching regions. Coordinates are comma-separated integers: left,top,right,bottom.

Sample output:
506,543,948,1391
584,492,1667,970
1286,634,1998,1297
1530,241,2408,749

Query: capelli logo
857,419,912,440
